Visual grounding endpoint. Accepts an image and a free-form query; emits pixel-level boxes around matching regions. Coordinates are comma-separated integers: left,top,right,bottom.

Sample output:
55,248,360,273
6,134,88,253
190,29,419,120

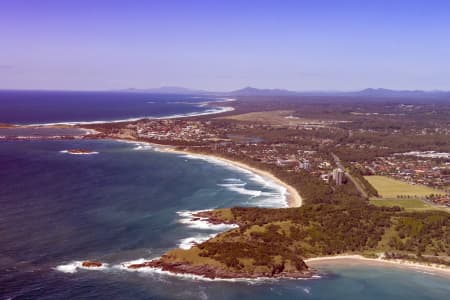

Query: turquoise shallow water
1,138,449,299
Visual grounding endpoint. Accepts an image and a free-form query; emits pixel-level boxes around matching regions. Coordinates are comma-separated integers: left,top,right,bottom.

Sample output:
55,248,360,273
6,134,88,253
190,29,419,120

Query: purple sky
1,0,450,91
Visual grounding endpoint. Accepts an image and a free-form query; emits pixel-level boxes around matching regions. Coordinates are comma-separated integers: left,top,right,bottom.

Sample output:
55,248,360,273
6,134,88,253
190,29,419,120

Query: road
331,153,369,199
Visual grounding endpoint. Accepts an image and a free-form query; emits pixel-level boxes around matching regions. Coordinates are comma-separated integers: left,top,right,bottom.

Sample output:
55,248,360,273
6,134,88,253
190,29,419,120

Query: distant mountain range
349,88,450,98
120,86,450,98
228,87,300,96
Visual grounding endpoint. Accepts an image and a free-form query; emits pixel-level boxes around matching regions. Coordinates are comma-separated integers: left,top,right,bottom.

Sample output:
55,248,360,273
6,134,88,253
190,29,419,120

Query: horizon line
1,86,449,94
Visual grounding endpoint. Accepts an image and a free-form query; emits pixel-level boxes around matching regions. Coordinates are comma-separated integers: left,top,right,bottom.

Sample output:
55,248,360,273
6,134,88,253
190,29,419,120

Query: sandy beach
162,147,303,207
57,135,450,281
86,136,450,279
109,137,303,208
306,255,450,277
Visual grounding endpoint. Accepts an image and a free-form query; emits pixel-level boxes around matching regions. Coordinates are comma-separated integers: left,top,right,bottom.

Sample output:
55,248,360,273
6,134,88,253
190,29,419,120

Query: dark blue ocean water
0,94,449,299
0,90,229,125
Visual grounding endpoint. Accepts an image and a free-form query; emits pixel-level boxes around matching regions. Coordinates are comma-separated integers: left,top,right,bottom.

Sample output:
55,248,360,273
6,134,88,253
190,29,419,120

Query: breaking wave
55,261,109,273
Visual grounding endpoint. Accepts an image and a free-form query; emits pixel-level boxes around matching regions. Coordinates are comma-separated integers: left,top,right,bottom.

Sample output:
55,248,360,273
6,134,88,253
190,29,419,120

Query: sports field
364,175,436,198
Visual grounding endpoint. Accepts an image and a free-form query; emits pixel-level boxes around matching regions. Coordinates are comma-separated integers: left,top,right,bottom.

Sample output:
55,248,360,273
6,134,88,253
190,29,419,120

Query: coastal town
2,98,450,281
353,153,450,206
89,118,350,185
3,1,450,298
4,105,450,208
84,107,450,209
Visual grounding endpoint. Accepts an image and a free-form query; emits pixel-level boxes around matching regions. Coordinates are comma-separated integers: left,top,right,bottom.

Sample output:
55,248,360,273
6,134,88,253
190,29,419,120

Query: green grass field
370,198,432,209
364,175,436,198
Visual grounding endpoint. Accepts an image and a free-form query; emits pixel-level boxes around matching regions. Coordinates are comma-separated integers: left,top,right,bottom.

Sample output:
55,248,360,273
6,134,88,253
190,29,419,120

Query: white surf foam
176,210,238,231
57,252,318,282
55,261,109,273
132,142,157,151
115,258,293,282
55,261,81,273
116,258,151,270
223,178,243,182
117,258,317,282
160,106,234,119
218,183,262,197
245,173,288,208
181,154,288,208
60,150,99,155
58,257,320,282
114,140,163,152
25,103,234,126
178,233,218,250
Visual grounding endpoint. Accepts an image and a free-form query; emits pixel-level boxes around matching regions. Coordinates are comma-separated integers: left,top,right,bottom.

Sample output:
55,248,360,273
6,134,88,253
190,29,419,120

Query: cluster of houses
426,194,450,207
128,120,223,142
122,120,337,176
112,119,349,188
206,142,338,183
354,154,450,206
355,155,450,188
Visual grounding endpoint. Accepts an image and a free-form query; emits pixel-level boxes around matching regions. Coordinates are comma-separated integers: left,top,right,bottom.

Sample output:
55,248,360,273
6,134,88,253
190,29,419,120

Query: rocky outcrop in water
82,261,103,268
127,257,314,280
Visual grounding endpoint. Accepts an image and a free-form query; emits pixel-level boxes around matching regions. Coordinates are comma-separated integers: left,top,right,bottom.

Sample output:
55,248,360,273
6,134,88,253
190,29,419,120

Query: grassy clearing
221,110,325,126
370,198,448,212
370,198,432,210
213,208,234,221
376,225,400,252
364,175,436,198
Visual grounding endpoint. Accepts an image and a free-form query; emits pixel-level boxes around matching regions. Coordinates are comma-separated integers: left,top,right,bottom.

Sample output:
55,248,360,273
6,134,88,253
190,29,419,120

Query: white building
332,168,344,185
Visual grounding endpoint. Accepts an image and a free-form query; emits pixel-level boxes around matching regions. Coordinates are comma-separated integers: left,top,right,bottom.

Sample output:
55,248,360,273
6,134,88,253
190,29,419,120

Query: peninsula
4,95,450,279
75,97,450,279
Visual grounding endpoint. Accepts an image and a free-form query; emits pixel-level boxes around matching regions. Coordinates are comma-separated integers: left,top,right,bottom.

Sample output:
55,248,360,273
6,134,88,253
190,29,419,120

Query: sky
1,0,450,91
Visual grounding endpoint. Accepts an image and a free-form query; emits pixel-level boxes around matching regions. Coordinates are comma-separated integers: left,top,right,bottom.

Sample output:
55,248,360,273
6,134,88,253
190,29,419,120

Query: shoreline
111,137,302,208
20,100,235,127
127,139,302,207
57,259,318,282
163,147,302,208
305,255,450,277
47,123,448,280
53,137,450,280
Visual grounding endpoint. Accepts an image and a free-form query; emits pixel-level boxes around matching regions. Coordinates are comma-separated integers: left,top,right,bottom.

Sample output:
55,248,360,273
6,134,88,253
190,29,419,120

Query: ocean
0,90,233,125
0,92,449,299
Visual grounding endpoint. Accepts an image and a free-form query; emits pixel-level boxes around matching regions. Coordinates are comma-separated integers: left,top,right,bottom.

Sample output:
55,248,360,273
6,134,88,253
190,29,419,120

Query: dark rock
82,261,102,268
